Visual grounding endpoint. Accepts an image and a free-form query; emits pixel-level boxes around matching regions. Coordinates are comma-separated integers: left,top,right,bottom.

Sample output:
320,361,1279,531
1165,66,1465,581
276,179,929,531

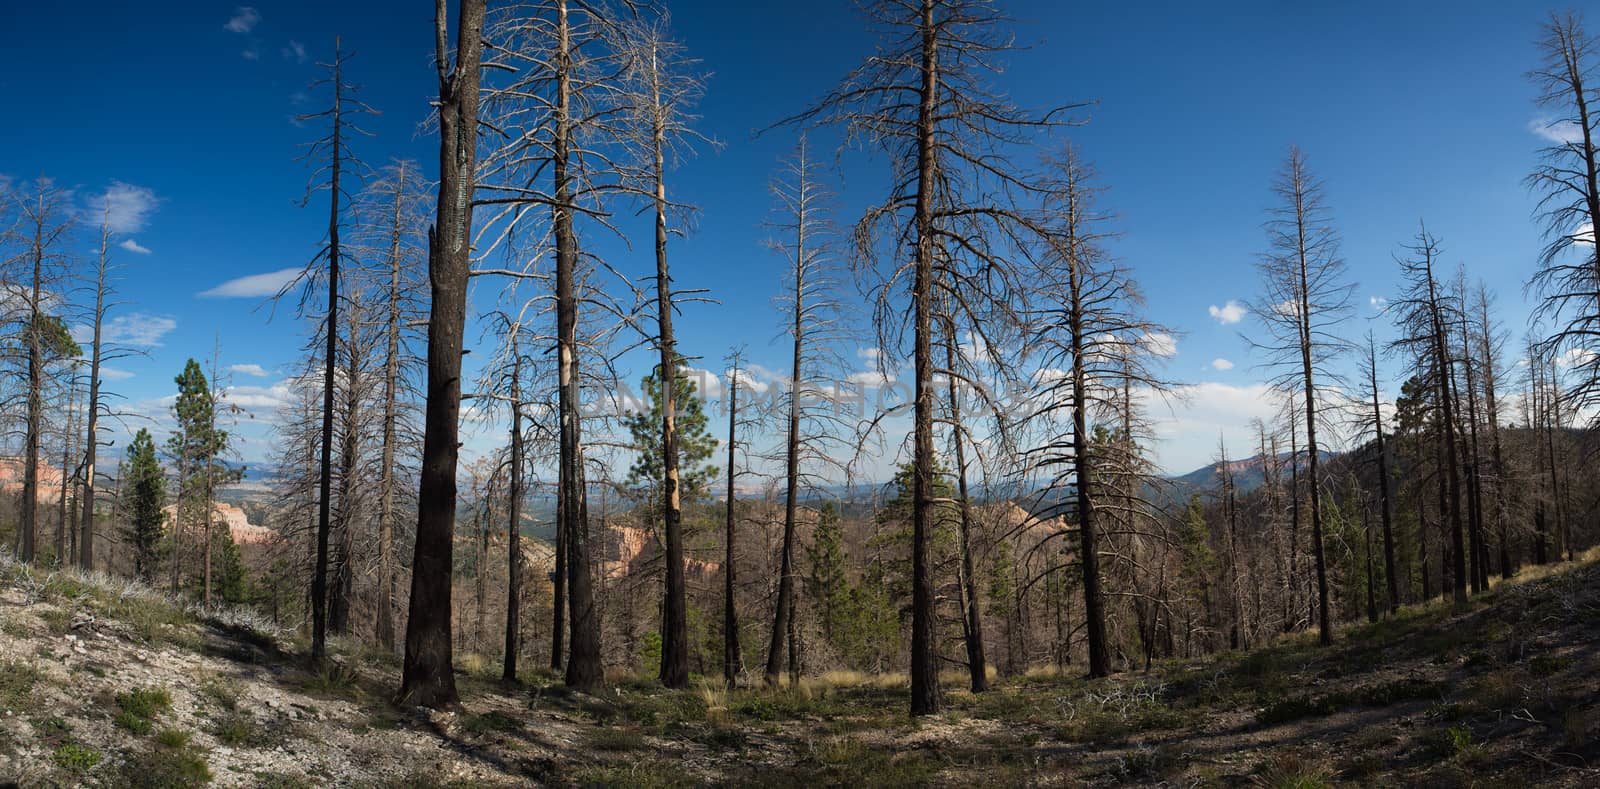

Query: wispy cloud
1143,331,1178,358
242,48,261,61
1211,358,1234,371
283,40,307,63
99,367,135,381
847,369,896,387
229,363,269,378
92,182,159,234
1558,347,1596,368
197,267,300,299
1529,115,1583,145
1369,295,1388,310
71,313,177,347
224,6,260,33
1144,381,1283,473
1208,300,1245,325
118,238,152,255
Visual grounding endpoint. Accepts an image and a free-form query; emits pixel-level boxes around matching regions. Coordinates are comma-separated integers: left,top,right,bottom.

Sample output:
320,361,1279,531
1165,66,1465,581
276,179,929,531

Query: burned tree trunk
399,0,486,709
724,356,743,688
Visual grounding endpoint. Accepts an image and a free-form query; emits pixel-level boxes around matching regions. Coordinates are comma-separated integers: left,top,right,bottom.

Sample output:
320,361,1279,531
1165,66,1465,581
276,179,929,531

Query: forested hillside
2,548,1596,786
5,1,1600,786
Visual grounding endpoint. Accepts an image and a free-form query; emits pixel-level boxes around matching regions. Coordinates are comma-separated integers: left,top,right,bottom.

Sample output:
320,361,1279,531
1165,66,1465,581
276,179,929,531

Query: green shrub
0,659,42,709
210,711,258,746
589,727,648,752
1257,693,1340,726
1530,654,1573,677
297,665,365,701
155,728,192,748
120,738,212,789
460,710,522,737
117,687,173,720
114,687,172,734
116,710,154,735
1255,752,1333,789
1425,725,1486,764
53,743,102,772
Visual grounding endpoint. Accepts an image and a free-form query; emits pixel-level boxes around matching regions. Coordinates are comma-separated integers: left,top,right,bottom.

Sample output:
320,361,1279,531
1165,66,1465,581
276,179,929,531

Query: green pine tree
166,359,243,599
805,502,849,644
125,429,166,584
623,356,720,506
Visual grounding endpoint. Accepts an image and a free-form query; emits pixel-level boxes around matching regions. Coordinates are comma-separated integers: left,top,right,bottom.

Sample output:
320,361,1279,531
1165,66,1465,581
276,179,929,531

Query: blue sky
0,1,1570,478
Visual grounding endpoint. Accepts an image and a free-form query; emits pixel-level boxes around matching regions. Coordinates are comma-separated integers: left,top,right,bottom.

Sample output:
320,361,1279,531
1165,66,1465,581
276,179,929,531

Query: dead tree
328,290,381,634
355,160,429,653
942,317,987,691
1355,332,1400,613
722,350,746,688
1023,145,1170,679
1528,11,1600,421
1217,438,1242,650
1248,147,1354,645
1390,225,1468,603
477,0,641,690
760,138,851,687
295,38,376,667
1450,272,1488,593
1472,285,1513,579
78,197,126,573
400,0,486,709
613,14,713,691
3,180,75,564
503,329,530,682
779,0,1075,714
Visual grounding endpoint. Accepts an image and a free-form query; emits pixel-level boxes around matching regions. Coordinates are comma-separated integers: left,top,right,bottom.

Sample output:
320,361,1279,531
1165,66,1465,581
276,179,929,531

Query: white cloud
1575,222,1594,246
118,238,152,255
99,367,135,381
229,363,269,378
728,367,770,395
224,6,260,33
847,369,895,387
71,313,177,347
1142,331,1177,358
220,379,296,412
1144,381,1283,473
682,368,724,398
242,48,261,61
1529,116,1583,145
1272,299,1303,318
1210,358,1234,371
283,40,307,62
1369,295,1388,310
197,267,301,298
857,347,882,361
1208,300,1245,325
1558,347,1596,368
93,182,159,234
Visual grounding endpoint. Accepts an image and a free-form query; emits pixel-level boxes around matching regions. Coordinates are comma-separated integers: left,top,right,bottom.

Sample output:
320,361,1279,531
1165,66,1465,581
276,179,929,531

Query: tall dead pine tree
1358,333,1400,613
79,200,119,572
782,0,1071,714
1390,225,1468,604
761,139,850,688
1249,148,1354,646
1025,145,1169,679
1528,12,1600,419
294,38,376,665
616,16,711,691
400,0,486,709
5,181,74,564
